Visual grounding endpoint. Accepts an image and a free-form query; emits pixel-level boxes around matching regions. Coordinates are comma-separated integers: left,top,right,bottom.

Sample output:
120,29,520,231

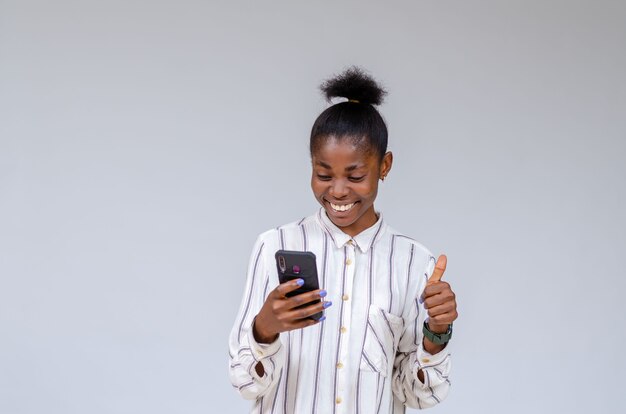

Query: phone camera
278,255,286,273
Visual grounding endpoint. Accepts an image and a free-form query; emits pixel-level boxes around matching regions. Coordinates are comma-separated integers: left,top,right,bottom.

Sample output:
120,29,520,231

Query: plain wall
1,1,625,413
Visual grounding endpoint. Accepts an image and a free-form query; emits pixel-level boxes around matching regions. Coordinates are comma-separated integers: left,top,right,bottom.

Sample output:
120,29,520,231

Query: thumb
428,255,447,284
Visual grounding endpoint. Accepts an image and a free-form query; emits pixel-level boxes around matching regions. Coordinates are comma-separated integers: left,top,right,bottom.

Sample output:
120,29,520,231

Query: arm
228,235,284,400
391,254,456,409
228,235,330,400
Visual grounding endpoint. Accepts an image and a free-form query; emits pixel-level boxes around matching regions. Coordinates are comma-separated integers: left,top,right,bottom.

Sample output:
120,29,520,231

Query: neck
341,205,378,237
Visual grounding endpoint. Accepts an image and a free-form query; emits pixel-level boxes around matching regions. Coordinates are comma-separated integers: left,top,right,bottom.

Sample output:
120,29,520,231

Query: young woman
229,67,458,414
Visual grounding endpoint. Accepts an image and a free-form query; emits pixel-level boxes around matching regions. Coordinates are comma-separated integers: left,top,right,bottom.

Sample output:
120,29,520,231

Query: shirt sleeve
391,250,452,409
228,233,285,400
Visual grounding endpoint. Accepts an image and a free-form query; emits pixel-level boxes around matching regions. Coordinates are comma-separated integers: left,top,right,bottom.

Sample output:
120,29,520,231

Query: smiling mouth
327,201,358,213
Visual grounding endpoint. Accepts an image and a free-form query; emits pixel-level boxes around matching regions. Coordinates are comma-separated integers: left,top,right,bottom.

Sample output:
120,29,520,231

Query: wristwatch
422,321,453,345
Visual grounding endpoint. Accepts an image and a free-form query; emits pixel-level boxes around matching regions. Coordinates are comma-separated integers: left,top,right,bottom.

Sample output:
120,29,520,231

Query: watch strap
422,321,453,345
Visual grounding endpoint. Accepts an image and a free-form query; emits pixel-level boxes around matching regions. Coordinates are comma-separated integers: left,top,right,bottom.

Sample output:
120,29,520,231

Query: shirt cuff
413,341,450,386
247,321,283,361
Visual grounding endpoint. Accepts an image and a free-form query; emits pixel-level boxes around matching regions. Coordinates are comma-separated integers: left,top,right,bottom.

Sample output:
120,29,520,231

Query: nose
329,179,349,199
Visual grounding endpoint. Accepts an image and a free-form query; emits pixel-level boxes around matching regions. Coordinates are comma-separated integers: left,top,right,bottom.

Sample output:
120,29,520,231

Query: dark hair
310,66,388,161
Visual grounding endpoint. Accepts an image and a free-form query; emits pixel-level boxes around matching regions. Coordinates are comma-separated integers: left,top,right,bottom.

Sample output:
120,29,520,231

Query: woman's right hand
253,279,331,344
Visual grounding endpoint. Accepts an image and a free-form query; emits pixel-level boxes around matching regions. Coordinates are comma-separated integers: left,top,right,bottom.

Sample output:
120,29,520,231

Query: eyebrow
316,161,364,172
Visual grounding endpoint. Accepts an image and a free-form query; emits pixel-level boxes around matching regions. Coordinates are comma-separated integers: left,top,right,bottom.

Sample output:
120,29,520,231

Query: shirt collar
316,207,386,253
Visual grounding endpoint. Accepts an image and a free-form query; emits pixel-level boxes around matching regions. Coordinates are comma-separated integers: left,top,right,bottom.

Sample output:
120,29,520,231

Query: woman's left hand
422,255,458,352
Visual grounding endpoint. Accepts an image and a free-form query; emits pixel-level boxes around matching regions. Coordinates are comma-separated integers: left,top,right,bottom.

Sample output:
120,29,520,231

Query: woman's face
311,137,392,237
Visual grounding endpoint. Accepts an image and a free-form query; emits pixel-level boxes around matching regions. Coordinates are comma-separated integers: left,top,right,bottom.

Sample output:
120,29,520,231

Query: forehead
312,137,377,169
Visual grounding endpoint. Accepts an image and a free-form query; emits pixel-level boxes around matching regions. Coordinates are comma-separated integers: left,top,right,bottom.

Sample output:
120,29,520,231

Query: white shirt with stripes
229,208,451,413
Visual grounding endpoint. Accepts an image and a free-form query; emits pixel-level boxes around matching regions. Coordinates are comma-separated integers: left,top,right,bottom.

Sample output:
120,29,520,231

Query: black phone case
275,250,323,321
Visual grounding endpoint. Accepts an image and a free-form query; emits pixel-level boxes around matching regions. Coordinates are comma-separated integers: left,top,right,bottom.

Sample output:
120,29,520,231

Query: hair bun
320,66,387,106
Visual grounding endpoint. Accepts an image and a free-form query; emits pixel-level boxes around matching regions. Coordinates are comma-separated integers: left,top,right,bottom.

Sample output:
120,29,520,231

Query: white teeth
330,202,355,212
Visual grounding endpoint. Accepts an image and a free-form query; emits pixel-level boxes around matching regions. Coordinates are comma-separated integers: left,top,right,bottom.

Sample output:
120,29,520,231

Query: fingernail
323,301,332,308
419,296,424,304
318,316,326,322
296,279,304,286
319,290,327,298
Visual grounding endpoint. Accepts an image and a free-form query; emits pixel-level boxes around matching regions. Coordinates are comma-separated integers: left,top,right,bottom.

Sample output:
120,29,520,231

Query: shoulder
383,225,437,288
385,224,435,262
276,214,316,232
255,212,320,244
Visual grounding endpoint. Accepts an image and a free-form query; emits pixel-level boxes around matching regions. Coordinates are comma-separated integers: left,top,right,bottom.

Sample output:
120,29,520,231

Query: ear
380,151,393,180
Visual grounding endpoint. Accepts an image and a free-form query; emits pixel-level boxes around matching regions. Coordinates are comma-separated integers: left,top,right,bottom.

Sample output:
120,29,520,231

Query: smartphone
275,250,323,321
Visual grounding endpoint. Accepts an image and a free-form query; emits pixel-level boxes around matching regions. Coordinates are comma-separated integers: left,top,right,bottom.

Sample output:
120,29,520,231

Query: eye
316,174,331,181
348,175,366,182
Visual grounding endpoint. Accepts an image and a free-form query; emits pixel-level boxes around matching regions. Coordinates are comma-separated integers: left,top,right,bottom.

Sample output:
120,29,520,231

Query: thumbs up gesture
423,255,458,334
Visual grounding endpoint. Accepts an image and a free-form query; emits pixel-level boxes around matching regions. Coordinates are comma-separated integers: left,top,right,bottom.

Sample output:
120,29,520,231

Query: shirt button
340,326,347,334
346,258,352,265
347,240,354,245
336,362,344,369
336,397,342,404
342,294,349,301
422,358,430,363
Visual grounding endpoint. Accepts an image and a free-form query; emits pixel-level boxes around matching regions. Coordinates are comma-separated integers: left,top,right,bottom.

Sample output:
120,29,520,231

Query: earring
381,175,386,182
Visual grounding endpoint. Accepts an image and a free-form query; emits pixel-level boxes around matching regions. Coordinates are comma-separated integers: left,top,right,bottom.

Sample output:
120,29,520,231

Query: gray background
1,1,625,413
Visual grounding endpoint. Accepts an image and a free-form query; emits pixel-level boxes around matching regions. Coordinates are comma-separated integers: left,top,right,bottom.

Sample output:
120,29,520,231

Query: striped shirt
229,208,451,413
